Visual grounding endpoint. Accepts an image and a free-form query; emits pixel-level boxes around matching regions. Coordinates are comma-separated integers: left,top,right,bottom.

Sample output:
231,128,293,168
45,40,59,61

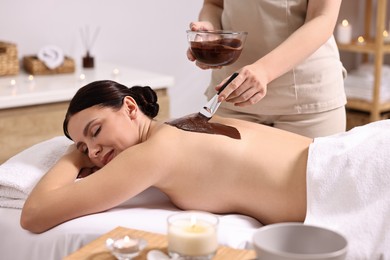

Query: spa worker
21,80,390,259
187,0,347,138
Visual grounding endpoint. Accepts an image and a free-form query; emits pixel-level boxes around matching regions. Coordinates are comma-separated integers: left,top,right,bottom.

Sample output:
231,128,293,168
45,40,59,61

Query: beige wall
0,0,210,118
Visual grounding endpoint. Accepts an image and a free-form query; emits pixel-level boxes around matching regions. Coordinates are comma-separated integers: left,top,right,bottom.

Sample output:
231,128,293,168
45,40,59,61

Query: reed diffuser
80,25,100,68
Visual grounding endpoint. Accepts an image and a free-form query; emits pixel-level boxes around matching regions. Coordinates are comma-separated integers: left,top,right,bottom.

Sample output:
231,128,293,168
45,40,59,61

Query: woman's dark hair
63,80,159,139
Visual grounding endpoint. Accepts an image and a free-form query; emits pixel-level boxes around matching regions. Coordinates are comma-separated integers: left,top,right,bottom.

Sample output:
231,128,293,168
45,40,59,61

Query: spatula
199,72,239,118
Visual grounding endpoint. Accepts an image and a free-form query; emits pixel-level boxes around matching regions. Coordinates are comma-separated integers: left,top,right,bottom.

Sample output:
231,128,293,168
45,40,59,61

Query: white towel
37,45,65,69
344,63,390,102
305,119,390,259
0,136,72,209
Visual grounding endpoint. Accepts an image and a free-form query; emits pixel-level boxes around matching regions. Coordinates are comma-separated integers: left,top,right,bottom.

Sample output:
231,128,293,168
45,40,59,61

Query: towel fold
37,45,65,69
305,119,390,259
0,136,72,209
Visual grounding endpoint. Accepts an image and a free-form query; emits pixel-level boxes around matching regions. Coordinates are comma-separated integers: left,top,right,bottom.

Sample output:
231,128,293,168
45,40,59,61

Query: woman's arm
198,0,223,30
20,141,168,233
187,0,224,69
218,0,343,106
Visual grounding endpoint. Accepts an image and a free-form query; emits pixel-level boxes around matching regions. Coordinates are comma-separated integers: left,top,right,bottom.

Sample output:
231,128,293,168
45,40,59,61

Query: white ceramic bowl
253,223,348,260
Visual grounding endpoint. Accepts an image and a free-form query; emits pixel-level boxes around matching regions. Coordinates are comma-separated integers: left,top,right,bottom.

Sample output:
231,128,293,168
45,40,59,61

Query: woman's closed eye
91,125,101,137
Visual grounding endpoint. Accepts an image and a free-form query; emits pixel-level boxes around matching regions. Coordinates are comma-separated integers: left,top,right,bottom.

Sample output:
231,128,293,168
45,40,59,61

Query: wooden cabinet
337,0,389,123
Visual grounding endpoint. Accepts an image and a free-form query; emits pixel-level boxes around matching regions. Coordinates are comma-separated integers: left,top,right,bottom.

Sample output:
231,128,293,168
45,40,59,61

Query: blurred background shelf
338,0,390,128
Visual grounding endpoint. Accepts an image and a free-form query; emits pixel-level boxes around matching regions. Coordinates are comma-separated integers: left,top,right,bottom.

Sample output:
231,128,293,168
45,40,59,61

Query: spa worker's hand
217,63,269,107
187,21,268,107
187,21,223,70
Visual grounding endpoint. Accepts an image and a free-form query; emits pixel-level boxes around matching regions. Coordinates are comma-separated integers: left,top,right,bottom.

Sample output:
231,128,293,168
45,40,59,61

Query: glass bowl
187,30,248,66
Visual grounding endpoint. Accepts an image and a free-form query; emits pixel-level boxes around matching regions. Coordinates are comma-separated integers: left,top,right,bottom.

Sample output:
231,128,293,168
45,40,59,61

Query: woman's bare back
151,115,312,224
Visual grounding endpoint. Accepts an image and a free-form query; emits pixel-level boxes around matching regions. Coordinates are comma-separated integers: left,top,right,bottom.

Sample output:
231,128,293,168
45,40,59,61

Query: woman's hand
187,21,222,70
217,64,269,107
64,144,99,178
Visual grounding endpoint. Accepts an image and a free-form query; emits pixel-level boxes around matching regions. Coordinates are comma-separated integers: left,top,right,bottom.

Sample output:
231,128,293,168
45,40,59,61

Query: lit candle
337,19,352,44
357,36,366,45
108,235,139,254
167,211,219,258
112,68,120,76
10,79,16,86
27,75,36,91
383,30,390,44
112,68,120,80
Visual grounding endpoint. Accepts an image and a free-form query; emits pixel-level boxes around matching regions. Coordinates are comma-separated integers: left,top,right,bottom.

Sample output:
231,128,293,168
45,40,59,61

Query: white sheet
305,119,390,260
0,136,262,260
0,187,261,260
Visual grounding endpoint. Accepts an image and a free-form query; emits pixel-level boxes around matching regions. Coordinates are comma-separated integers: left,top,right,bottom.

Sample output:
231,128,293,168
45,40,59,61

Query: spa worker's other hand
217,64,269,107
187,21,222,70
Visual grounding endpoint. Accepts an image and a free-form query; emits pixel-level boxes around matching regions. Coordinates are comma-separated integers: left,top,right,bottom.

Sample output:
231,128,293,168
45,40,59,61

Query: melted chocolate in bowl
190,38,243,66
166,113,241,140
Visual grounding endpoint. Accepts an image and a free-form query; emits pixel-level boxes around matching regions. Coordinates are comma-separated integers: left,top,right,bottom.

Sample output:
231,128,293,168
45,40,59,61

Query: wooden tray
65,226,256,260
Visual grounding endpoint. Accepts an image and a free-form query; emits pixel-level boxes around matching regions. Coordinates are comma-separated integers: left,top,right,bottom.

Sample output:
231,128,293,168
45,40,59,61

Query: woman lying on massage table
21,79,310,233
20,79,390,257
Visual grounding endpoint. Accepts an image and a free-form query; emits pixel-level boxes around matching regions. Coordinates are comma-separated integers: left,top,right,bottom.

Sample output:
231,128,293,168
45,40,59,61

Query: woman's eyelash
93,126,101,137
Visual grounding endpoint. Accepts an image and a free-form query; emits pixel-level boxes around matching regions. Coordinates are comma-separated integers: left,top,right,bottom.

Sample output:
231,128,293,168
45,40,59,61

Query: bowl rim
252,222,348,259
186,30,248,36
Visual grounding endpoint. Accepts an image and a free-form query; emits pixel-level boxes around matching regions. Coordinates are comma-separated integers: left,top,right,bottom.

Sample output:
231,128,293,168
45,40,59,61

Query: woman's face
67,102,139,167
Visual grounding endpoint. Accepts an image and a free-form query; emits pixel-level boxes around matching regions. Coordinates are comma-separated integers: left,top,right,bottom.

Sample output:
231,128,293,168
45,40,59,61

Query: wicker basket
23,55,75,75
0,41,19,76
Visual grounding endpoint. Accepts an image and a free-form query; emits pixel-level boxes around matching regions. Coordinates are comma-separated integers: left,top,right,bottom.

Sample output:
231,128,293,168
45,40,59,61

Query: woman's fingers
189,21,214,31
187,48,195,61
218,69,267,106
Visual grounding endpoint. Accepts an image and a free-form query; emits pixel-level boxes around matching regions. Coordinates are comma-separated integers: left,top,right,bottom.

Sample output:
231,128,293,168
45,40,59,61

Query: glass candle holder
106,235,147,260
167,211,219,260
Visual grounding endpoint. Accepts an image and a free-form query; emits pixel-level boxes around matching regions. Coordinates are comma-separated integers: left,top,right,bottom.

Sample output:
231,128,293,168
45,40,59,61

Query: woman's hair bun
130,86,159,118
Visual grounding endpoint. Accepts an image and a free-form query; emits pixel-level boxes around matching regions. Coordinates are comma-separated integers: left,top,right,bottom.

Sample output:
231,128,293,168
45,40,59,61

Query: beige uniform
206,0,347,137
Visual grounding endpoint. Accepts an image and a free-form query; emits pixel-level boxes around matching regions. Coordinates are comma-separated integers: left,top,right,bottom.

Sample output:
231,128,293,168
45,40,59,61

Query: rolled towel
37,45,65,69
0,136,72,209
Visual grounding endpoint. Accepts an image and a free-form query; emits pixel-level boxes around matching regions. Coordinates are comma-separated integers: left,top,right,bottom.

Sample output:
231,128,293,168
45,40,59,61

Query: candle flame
342,19,349,27
357,36,365,44
190,215,197,228
384,30,389,37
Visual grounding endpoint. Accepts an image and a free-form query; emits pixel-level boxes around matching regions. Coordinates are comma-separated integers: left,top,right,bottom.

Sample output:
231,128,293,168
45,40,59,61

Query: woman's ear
123,96,138,119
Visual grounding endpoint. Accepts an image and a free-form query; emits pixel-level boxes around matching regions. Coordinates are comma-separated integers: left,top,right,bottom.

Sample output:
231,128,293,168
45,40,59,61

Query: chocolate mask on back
165,113,241,140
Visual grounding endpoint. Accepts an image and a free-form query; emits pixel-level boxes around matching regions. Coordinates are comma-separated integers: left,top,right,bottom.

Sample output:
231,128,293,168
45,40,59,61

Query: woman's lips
102,150,114,165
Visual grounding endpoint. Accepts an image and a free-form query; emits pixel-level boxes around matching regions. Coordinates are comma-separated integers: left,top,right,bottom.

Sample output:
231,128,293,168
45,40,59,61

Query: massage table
3,119,390,260
0,136,262,260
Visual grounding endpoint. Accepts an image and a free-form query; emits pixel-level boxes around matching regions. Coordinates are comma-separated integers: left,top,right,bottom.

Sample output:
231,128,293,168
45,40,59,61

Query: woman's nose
88,143,101,158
